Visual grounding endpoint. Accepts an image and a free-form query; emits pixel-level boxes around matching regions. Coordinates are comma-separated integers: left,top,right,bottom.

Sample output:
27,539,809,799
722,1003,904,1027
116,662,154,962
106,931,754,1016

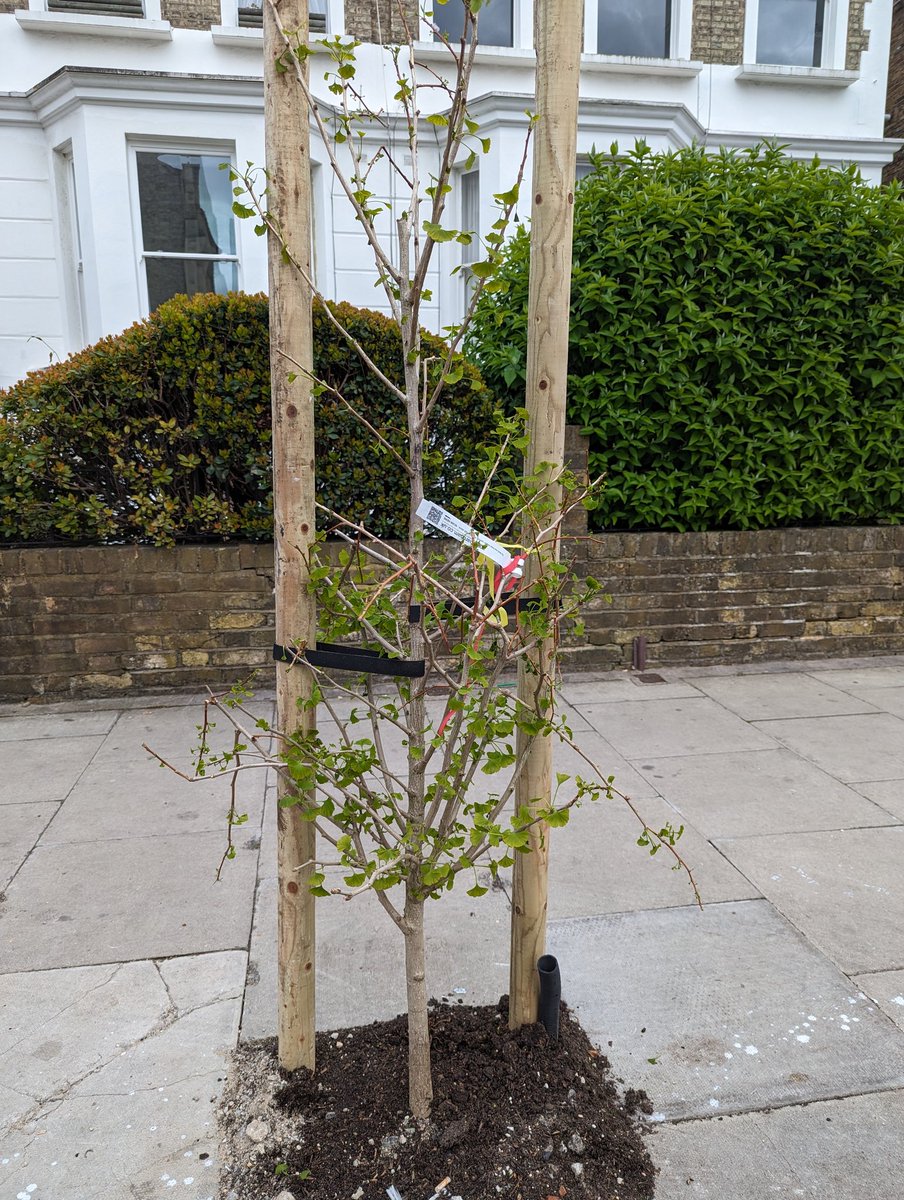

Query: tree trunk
397,212,433,1119
404,893,433,1121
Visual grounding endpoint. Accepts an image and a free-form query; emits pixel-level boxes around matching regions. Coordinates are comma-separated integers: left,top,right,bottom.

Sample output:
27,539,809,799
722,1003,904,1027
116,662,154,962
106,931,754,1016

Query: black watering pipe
537,954,561,1042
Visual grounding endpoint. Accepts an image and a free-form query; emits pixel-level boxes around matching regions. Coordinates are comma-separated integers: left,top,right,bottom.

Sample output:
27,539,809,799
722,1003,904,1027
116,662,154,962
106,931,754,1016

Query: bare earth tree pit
217,999,656,1200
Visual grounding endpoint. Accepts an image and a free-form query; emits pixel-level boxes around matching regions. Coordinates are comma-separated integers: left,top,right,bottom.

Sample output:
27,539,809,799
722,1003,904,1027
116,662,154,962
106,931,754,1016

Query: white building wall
0,109,67,390
0,0,898,391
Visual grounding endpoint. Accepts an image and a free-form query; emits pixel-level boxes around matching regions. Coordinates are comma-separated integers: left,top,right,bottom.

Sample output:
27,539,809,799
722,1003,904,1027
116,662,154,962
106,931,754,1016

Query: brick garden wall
0,544,276,700
582,527,904,669
3,524,903,700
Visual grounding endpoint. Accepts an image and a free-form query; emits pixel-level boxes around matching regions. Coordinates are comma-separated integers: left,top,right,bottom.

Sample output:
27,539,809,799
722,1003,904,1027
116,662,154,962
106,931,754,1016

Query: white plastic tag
416,499,511,567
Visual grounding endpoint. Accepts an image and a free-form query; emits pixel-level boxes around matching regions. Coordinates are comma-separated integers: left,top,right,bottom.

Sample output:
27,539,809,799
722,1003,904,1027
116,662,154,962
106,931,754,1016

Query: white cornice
0,94,37,127
26,66,265,124
710,131,902,168
466,91,705,147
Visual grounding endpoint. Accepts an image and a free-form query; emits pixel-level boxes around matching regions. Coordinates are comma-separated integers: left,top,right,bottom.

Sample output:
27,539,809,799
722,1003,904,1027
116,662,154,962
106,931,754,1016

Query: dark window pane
433,0,513,46
598,0,670,56
237,0,326,29
136,152,235,255
145,258,238,312
756,0,824,65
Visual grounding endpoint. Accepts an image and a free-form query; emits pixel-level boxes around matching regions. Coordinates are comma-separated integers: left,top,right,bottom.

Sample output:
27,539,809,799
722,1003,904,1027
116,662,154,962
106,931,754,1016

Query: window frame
589,0,673,58
744,0,850,70
585,0,691,58
423,0,530,49
127,140,241,317
217,0,341,31
26,0,162,16
458,167,481,308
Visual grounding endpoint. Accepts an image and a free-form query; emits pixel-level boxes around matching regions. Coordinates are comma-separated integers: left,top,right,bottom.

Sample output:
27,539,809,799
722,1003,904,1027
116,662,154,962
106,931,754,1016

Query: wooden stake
509,0,583,1031
264,0,317,1072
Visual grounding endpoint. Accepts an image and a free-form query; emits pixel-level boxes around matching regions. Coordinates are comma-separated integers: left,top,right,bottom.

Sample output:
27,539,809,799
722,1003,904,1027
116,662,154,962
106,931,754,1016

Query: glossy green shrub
0,292,496,544
469,144,904,530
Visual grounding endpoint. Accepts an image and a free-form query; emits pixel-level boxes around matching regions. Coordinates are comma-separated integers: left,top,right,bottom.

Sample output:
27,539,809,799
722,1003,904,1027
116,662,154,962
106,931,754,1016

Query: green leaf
468,259,496,279
423,220,457,243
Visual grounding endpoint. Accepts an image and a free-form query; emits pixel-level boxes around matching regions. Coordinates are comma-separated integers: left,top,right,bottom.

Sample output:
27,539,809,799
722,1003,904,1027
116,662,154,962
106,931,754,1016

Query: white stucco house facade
0,0,897,391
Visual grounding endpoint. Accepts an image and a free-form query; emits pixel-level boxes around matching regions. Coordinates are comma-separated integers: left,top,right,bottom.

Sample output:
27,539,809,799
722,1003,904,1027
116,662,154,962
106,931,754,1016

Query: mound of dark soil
218,998,656,1200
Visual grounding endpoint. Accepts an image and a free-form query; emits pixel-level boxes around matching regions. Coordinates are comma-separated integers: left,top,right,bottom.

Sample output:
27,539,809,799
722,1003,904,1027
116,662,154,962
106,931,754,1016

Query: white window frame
53,142,87,352
421,0,531,50
458,166,481,309
585,0,692,58
744,0,850,70
217,0,342,31
26,0,162,16
127,140,242,318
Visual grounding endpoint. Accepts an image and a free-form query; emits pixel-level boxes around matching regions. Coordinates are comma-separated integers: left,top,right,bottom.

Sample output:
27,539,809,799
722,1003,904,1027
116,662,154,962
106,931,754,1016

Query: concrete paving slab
691,671,878,721
0,736,105,805
0,710,118,742
651,1089,904,1200
0,1083,34,1132
716,827,904,975
581,697,776,760
0,832,258,972
0,957,242,1200
241,869,513,1040
561,676,703,706
42,711,269,844
552,729,660,801
815,665,904,691
558,699,592,733
850,779,904,821
0,960,167,1106
548,900,904,1121
243,788,513,1038
847,685,904,718
754,712,904,782
636,749,897,839
548,792,758,920
0,802,58,887
852,970,904,1033
156,950,247,1015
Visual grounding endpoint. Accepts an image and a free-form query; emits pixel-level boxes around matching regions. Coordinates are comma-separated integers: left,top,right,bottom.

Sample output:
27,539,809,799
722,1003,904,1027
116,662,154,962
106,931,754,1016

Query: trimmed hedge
469,144,904,531
0,293,497,545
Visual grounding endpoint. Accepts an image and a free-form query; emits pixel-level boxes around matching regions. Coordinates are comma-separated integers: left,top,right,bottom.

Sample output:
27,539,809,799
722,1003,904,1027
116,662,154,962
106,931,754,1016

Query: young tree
150,0,696,1123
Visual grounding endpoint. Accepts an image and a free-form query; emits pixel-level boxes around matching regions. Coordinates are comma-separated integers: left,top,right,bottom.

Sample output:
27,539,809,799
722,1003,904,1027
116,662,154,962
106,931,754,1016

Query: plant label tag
416,499,511,568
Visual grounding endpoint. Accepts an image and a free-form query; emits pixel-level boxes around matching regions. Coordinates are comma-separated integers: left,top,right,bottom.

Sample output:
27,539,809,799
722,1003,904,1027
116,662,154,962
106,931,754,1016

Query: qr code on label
425,505,443,527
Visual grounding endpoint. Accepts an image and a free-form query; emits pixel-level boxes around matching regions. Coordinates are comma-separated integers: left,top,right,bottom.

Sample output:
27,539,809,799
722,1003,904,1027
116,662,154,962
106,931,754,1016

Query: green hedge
0,292,496,545
469,144,904,531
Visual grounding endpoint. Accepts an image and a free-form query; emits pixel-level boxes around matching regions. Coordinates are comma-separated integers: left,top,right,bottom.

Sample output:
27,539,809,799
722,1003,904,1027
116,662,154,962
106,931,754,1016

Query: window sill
15,8,172,38
412,42,702,76
581,53,703,78
211,24,332,46
413,41,534,68
736,63,859,88
210,24,261,45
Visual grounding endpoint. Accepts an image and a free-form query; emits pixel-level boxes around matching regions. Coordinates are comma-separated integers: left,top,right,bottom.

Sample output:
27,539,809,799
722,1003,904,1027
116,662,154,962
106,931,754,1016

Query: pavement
3,656,904,1199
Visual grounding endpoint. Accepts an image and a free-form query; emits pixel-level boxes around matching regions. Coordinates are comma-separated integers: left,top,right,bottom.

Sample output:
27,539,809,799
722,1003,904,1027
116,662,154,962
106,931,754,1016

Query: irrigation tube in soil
538,955,561,1042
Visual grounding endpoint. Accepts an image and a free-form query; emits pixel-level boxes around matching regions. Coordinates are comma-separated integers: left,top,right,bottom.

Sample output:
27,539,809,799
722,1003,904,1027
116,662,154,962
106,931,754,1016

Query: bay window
134,150,238,313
